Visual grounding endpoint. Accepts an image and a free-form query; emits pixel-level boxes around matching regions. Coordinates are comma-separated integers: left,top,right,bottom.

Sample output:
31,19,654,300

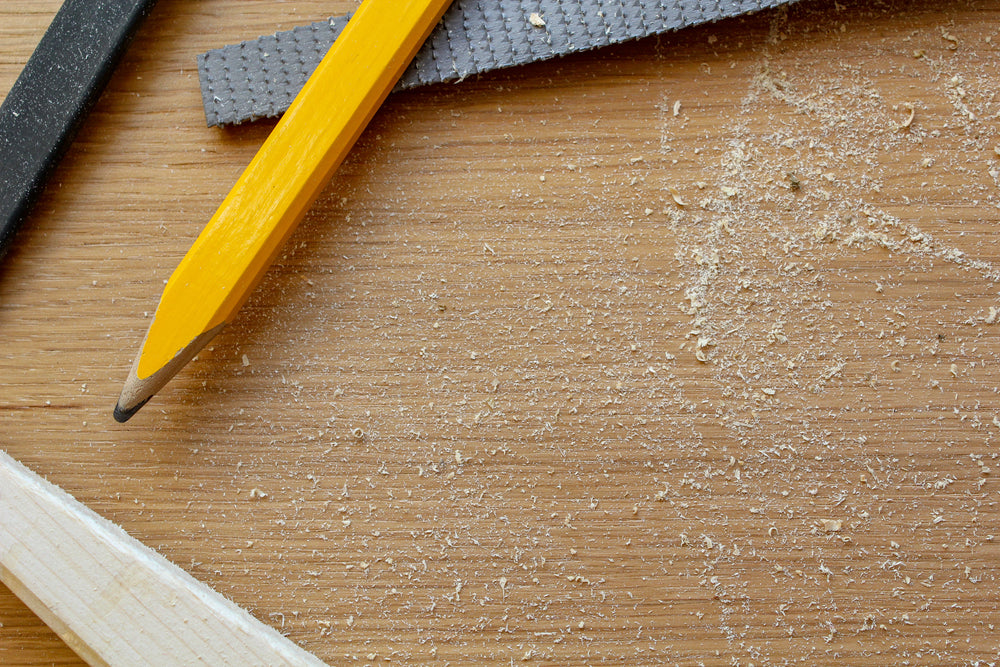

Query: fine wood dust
153,1,1000,664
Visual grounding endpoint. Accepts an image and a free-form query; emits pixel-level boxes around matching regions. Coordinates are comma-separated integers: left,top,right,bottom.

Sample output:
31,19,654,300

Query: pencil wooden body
0,450,328,666
116,0,453,420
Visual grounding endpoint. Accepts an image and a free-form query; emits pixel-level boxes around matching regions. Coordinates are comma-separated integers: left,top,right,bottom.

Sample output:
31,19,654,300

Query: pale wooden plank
0,450,327,667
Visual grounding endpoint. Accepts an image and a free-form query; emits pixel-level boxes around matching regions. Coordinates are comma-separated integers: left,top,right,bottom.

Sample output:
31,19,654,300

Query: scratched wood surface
2,0,999,664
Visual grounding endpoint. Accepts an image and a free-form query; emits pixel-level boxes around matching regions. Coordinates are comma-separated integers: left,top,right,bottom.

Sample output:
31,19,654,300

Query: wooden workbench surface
2,0,999,663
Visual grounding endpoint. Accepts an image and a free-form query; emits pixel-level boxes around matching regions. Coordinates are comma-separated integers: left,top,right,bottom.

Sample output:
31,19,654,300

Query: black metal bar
0,0,159,260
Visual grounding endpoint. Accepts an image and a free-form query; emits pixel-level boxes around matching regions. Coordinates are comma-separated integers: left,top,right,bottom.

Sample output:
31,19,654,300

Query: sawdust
636,2,1000,663
155,1,1000,664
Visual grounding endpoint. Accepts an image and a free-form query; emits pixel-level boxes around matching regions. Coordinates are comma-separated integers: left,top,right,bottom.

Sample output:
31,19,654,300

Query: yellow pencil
115,0,453,422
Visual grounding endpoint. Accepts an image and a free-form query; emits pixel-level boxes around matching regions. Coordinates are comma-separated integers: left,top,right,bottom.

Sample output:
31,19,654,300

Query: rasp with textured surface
198,0,794,127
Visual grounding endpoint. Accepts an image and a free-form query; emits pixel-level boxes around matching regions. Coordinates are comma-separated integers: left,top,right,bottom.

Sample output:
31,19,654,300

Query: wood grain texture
2,0,999,664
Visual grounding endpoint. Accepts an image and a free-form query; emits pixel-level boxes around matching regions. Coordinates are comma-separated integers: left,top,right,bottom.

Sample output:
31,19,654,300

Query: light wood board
0,451,327,666
2,0,999,664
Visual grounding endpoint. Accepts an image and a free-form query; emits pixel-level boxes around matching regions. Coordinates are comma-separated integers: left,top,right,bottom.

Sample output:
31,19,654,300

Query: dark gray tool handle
197,0,793,127
0,0,158,260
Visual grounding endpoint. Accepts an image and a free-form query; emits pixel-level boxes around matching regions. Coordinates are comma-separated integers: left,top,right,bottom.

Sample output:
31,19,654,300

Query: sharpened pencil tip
114,397,148,423
116,322,226,422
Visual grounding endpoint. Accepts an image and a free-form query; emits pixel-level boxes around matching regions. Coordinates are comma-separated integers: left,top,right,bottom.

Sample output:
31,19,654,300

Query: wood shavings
940,26,959,50
820,519,843,533
896,102,915,130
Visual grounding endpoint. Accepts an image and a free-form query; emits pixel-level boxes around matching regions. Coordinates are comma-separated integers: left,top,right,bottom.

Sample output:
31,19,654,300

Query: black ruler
0,0,158,259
